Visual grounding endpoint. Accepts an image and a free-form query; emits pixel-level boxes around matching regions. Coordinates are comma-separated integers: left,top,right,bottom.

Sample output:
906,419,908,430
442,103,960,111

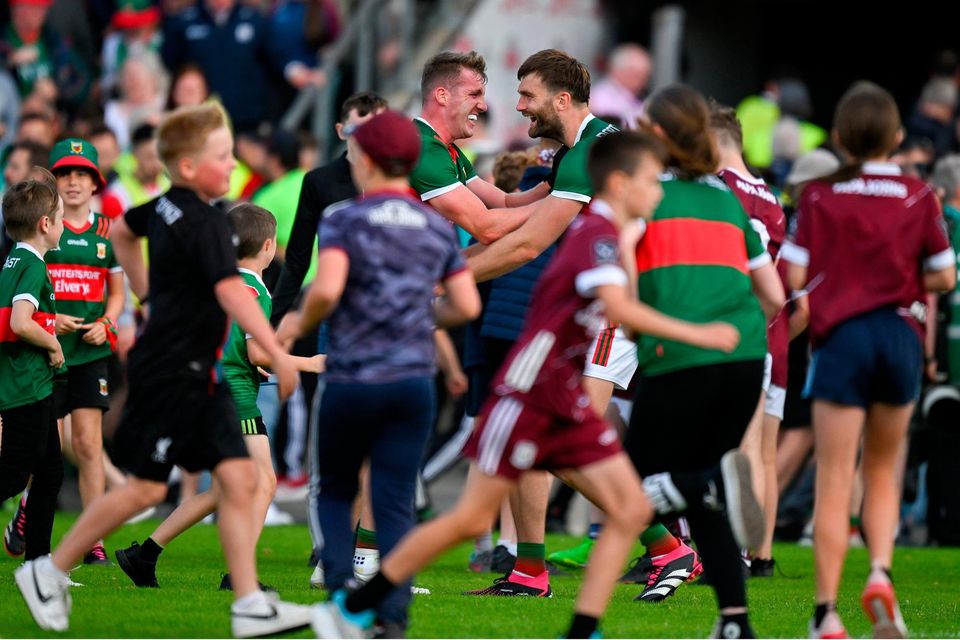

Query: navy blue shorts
805,308,922,408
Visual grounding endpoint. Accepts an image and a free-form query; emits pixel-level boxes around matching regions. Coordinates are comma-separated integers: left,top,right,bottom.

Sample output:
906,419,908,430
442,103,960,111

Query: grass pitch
2,514,959,638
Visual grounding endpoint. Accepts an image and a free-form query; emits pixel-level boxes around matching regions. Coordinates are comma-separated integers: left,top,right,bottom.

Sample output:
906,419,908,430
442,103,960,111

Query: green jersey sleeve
409,119,477,201
550,144,593,204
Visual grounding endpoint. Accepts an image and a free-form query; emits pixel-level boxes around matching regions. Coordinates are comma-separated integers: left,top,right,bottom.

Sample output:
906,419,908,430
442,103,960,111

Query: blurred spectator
15,110,56,146
0,138,49,260
892,136,937,180
104,50,168,149
906,77,958,159
930,154,960,384
1,138,48,191
0,0,91,107
589,43,650,129
251,129,305,262
88,123,126,217
228,130,267,200
738,76,826,173
297,132,318,169
100,0,163,98
0,69,21,151
103,122,169,217
491,149,537,193
165,62,210,110
266,0,336,96
162,0,271,132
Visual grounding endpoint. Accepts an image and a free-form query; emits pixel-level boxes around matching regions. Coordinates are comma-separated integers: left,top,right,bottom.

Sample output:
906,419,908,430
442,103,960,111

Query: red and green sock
640,523,680,557
356,527,378,550
514,542,546,576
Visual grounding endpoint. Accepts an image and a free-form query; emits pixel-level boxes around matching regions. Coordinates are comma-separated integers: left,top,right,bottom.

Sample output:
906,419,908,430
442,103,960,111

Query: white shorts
583,327,638,391
609,396,634,424
765,384,786,420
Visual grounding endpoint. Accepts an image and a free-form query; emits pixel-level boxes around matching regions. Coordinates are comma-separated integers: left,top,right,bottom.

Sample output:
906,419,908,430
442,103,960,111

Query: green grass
3,514,960,638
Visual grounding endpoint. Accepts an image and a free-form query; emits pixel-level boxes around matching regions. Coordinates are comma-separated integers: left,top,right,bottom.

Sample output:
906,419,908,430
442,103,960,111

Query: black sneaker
750,557,775,578
490,545,516,573
219,572,278,594
619,554,654,584
84,542,112,565
462,571,552,597
308,547,321,567
3,495,27,557
634,542,703,602
116,541,159,587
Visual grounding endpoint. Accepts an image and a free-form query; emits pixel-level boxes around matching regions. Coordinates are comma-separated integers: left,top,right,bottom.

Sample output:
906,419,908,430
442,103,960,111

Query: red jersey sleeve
918,188,953,272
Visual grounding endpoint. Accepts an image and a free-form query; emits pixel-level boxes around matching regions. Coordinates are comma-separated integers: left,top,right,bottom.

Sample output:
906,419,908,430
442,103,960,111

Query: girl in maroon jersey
782,83,956,639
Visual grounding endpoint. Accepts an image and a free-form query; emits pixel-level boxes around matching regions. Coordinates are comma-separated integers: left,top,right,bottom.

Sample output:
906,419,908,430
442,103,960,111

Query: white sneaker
310,562,325,589
263,503,294,526
353,547,379,583
720,450,765,550
231,590,312,638
312,590,374,639
15,556,72,631
411,585,431,595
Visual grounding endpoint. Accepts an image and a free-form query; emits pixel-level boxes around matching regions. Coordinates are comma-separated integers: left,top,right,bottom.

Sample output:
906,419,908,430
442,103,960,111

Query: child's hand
48,342,65,369
81,322,107,345
56,314,85,335
697,322,740,353
305,354,326,374
444,368,468,397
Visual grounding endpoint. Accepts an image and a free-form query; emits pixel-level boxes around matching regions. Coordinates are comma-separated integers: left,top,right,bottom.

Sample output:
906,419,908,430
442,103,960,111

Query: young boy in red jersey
711,103,789,575
16,103,310,638
313,130,740,639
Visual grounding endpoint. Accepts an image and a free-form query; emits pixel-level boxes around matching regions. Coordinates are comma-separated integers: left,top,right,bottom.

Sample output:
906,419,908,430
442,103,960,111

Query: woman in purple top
281,111,480,632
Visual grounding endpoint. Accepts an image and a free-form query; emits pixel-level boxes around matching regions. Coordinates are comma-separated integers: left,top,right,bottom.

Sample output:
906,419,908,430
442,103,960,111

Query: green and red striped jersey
635,174,769,375
0,243,58,410
46,211,121,365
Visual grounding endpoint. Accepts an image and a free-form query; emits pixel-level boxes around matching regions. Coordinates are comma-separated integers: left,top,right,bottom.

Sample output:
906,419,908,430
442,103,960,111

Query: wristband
97,316,119,352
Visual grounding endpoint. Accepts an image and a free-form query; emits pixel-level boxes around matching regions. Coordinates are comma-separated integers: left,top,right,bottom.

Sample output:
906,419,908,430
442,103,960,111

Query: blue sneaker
312,589,375,639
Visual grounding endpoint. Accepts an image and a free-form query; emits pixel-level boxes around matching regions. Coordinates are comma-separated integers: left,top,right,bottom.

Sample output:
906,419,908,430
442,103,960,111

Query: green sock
357,527,378,550
515,542,546,575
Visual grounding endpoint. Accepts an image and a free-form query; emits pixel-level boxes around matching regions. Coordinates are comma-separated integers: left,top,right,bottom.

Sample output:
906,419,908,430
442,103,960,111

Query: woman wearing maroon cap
782,83,956,639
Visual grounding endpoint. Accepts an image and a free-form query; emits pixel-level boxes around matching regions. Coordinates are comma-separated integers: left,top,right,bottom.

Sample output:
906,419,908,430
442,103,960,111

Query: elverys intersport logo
47,264,107,301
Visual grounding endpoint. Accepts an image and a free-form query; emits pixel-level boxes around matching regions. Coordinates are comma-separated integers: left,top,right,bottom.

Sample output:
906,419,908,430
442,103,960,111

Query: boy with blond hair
16,103,311,638
115,203,324,589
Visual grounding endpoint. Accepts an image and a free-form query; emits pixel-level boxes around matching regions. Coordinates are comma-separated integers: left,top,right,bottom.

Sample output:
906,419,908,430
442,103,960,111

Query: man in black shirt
271,92,388,323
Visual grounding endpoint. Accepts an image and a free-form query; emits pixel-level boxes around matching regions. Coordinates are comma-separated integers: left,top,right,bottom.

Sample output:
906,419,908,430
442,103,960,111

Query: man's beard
529,108,563,142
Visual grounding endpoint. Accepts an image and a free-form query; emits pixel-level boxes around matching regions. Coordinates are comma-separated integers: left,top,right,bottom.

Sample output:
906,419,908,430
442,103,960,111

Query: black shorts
626,359,764,477
240,416,267,436
53,358,111,418
112,374,249,482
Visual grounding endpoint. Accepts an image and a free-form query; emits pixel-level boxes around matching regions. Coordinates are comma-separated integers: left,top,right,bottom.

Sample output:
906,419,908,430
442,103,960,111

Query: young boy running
0,179,65,566
15,102,310,638
47,138,124,565
313,130,740,639
114,203,324,590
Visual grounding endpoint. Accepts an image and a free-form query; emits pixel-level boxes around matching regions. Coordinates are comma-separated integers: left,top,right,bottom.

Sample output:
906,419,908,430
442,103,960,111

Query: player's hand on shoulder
55,314,85,335
698,322,740,353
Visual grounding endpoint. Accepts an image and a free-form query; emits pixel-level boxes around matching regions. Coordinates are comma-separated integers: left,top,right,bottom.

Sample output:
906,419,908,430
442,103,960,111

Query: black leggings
626,360,763,609
0,395,63,559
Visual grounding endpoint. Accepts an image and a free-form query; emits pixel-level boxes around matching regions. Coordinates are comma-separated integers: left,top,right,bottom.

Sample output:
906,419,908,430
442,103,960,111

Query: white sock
497,539,517,556
232,590,267,612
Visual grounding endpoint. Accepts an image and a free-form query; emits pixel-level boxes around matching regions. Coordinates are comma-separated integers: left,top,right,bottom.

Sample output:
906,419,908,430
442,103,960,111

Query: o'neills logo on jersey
833,178,908,199
48,264,107,301
735,179,779,205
